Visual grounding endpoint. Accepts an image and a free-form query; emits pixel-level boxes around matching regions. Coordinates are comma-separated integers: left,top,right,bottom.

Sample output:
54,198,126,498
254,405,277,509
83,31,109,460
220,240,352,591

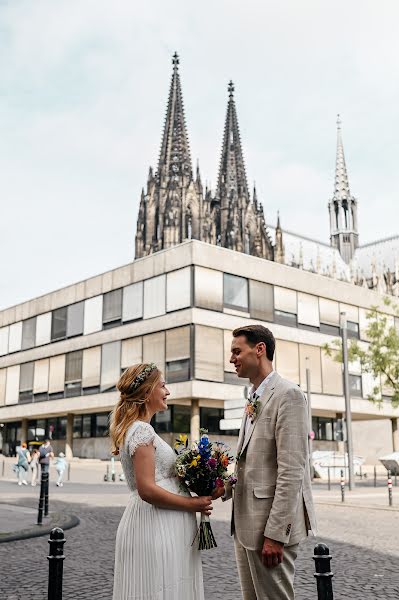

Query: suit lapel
239,373,279,455
236,411,247,456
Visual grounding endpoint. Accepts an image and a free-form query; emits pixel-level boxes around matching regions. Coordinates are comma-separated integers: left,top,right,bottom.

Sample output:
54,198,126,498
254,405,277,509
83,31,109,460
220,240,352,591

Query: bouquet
174,429,237,550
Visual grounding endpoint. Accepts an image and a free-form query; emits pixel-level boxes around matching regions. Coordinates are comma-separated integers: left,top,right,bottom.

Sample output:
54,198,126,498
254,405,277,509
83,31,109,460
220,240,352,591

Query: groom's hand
261,537,284,568
211,485,225,500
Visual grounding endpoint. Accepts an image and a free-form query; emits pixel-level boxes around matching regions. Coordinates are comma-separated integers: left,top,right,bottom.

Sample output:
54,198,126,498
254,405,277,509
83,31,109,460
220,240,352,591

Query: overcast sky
1,0,399,309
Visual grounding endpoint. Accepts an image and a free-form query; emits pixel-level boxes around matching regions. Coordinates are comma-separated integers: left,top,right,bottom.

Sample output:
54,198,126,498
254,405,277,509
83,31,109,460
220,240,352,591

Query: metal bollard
388,470,393,507
314,543,334,600
374,465,377,488
2,459,4,477
327,467,331,491
340,469,345,502
47,527,65,600
37,471,49,525
111,457,116,482
67,463,71,482
44,470,50,516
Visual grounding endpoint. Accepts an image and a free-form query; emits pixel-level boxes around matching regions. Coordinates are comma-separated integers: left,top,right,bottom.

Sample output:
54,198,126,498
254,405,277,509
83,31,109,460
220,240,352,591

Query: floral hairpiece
130,363,157,391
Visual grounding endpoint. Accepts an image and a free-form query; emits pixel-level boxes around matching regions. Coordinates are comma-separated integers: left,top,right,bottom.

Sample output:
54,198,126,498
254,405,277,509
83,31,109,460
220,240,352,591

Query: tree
323,298,399,408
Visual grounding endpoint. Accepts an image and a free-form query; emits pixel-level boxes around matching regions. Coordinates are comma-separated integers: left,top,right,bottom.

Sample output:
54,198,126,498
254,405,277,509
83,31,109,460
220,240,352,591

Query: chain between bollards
37,471,49,525
387,470,393,507
340,469,345,503
48,527,65,600
314,543,334,600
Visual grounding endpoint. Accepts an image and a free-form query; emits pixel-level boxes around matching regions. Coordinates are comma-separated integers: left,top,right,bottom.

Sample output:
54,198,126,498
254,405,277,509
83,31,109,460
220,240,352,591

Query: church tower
214,82,274,259
328,115,359,263
135,53,203,258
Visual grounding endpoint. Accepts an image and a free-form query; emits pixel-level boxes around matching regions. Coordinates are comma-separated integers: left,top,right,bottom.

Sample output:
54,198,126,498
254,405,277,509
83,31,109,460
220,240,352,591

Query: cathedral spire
334,114,351,199
157,52,192,182
217,81,249,200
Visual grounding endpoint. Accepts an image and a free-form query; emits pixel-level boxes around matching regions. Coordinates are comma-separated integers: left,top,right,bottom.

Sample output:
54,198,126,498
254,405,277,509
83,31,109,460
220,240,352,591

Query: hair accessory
129,363,157,391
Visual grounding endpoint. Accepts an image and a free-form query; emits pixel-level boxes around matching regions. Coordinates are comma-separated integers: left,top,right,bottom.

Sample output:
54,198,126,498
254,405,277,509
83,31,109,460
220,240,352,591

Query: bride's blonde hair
109,363,161,455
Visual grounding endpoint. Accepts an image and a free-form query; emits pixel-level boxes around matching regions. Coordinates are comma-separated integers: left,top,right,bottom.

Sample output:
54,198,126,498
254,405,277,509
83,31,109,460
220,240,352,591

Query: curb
0,511,80,543
314,500,399,513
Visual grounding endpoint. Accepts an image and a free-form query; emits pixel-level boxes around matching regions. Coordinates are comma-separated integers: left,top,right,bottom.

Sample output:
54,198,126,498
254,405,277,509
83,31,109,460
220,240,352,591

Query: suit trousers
234,537,298,600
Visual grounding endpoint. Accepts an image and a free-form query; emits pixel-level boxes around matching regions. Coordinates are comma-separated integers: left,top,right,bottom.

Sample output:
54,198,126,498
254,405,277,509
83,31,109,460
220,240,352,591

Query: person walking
30,449,40,486
223,324,317,600
54,452,67,487
38,439,54,474
16,443,30,486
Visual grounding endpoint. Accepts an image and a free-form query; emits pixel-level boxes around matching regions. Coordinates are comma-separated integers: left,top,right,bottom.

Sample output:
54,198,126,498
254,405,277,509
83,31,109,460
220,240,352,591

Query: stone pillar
21,418,28,444
65,413,74,459
190,399,200,442
392,418,399,452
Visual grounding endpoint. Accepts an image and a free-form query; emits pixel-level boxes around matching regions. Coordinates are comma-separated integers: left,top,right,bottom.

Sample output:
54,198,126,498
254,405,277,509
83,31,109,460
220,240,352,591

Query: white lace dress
112,421,204,600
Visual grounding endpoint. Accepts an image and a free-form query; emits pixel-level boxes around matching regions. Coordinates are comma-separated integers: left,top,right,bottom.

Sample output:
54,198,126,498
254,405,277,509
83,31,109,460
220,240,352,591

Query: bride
110,363,211,600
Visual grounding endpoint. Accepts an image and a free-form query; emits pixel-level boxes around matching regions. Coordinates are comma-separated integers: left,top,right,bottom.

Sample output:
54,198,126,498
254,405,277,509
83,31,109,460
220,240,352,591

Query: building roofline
359,234,399,249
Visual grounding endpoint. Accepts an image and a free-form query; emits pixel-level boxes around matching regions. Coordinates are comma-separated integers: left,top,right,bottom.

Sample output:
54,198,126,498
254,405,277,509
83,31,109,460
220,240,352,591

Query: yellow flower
189,454,201,468
179,434,188,445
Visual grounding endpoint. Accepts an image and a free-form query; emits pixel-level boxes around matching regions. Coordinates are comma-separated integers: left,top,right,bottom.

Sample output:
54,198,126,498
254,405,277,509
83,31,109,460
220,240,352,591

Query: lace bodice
120,421,177,493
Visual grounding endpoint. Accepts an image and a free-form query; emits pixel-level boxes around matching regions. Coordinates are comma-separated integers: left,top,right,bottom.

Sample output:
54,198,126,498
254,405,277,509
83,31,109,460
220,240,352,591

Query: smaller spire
276,210,281,229
228,80,234,98
172,52,179,70
253,182,257,205
336,113,341,129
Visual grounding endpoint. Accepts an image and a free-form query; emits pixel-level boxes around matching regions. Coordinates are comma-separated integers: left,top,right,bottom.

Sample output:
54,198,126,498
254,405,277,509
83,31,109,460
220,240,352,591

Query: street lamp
340,311,355,490
305,358,314,480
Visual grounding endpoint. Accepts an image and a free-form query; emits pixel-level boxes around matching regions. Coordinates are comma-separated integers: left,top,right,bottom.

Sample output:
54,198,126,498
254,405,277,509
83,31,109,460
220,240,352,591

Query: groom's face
230,335,259,379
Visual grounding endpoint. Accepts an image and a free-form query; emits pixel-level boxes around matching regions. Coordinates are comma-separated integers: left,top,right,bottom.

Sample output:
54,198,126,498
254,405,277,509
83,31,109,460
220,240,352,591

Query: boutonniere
244,394,260,423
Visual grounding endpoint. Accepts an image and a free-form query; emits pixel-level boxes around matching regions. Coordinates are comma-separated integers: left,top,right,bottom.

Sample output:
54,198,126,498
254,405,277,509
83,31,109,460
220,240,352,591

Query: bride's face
147,377,170,414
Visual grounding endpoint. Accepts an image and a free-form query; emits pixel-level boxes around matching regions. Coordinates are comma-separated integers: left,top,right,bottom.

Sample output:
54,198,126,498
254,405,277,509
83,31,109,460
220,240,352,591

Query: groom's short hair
232,324,275,361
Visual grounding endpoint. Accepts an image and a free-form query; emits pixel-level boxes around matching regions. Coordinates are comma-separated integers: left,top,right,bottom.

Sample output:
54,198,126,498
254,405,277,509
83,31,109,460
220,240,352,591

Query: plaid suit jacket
228,372,317,551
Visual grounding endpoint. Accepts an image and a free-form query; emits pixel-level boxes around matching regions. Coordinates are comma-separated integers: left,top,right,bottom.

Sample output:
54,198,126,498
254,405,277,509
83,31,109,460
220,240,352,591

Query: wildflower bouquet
174,429,237,550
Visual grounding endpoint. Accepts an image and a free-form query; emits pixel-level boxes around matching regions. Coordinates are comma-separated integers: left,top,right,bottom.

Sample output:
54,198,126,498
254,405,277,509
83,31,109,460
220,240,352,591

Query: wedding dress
112,421,204,600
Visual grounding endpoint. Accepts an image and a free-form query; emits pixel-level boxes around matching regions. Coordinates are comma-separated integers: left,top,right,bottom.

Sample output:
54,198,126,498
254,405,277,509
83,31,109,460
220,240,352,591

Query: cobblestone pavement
1,484,399,599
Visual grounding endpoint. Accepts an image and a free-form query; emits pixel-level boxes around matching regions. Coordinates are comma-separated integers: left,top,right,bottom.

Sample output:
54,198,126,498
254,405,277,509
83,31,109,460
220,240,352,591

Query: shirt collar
251,370,275,398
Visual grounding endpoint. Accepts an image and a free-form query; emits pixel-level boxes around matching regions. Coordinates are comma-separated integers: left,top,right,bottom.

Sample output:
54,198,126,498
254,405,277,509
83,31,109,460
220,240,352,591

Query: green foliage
323,299,399,408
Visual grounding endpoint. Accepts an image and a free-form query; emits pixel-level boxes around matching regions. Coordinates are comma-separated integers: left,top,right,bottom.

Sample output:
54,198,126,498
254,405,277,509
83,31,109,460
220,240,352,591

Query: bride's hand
190,496,213,515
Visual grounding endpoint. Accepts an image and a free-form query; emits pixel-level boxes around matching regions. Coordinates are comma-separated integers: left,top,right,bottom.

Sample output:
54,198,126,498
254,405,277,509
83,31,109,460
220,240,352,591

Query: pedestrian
16,443,31,486
30,448,40,486
38,439,54,474
54,452,67,487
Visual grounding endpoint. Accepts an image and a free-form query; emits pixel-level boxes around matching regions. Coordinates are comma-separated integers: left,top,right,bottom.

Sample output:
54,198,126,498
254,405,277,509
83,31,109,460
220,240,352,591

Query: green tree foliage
323,298,399,408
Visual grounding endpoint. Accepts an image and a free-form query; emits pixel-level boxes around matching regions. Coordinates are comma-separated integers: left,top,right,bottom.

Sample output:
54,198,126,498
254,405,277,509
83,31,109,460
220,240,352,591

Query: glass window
154,408,172,433
51,307,67,341
274,287,297,314
297,293,320,328
200,407,224,434
274,310,297,328
320,323,340,336
84,296,103,335
166,268,191,312
82,415,92,438
349,374,362,397
122,282,143,322
143,276,166,319
82,347,101,392
166,359,190,383
195,326,224,382
143,332,165,376
73,415,82,438
0,326,9,356
299,344,322,393
101,341,121,392
58,417,67,440
195,267,223,311
312,417,335,441
95,414,109,437
21,317,36,350
36,419,46,439
67,302,84,338
166,327,190,362
36,313,52,346
347,321,360,339
65,350,83,398
172,405,191,433
223,274,248,311
103,289,122,328
19,362,34,403
275,340,299,384
249,280,274,321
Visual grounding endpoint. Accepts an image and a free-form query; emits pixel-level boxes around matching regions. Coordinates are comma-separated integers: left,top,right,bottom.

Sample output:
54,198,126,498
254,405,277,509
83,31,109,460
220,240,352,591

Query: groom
223,324,316,600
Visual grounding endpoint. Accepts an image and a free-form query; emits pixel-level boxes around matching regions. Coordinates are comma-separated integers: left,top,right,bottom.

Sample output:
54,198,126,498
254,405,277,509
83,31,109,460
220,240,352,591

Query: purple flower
228,475,237,485
207,458,217,469
215,477,224,488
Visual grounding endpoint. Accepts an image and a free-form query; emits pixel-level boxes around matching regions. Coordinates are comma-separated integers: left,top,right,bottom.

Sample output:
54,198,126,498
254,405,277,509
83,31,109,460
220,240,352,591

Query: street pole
306,361,314,480
340,312,355,491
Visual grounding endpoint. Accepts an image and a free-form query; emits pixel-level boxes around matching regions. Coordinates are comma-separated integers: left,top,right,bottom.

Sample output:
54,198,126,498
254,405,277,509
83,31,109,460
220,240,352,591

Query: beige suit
225,372,317,600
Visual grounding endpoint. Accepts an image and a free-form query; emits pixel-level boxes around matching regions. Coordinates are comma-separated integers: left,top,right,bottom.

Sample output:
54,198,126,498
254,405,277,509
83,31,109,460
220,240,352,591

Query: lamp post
306,359,314,480
340,312,355,490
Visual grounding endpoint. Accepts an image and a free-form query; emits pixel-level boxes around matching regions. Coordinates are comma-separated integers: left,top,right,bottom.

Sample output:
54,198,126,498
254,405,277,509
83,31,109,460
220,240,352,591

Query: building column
21,418,28,444
392,418,399,452
190,399,200,442
65,413,74,459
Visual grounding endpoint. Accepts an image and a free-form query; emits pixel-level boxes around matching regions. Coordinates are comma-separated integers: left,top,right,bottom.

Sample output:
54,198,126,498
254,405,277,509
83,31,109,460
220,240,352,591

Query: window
0,326,9,356
166,327,190,383
275,340,300,385
8,322,22,353
319,298,340,328
320,323,340,336
65,351,83,397
21,317,36,350
84,296,103,335
5,365,20,405
195,326,224,382
200,407,225,435
36,313,52,346
103,289,122,329
73,415,83,438
101,341,121,392
48,355,66,399
194,267,223,311
143,332,165,375
82,347,101,395
154,408,172,433
321,352,343,395
143,276,166,319
249,280,274,322
172,405,191,433
82,415,93,438
297,293,320,328
274,310,297,328
95,413,109,437
33,358,49,402
67,302,84,337
347,321,360,339
311,417,338,441
299,344,322,393
167,268,191,312
166,359,190,383
51,307,67,341
349,374,362,397
0,369,6,406
121,337,142,371
122,282,143,322
47,417,66,440
223,274,248,312
274,287,297,315
19,362,34,403
395,317,399,334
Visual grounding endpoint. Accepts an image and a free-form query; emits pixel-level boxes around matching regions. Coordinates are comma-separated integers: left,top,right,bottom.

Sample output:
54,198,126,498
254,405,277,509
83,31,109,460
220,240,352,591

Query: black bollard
37,471,49,525
47,527,65,600
340,469,345,502
44,470,50,517
314,543,334,600
374,465,377,488
387,470,393,507
327,467,331,491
